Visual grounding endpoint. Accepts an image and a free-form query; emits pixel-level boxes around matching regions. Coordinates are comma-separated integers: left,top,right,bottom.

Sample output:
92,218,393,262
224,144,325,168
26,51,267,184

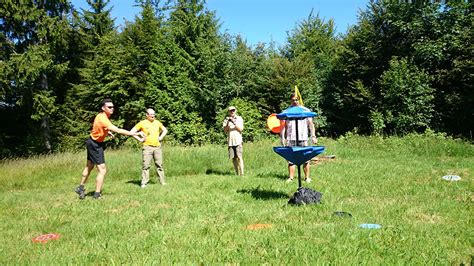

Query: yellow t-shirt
90,112,113,142
133,120,165,147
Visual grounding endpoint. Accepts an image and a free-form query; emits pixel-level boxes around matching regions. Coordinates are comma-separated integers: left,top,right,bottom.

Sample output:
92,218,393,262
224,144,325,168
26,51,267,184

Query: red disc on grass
32,233,61,243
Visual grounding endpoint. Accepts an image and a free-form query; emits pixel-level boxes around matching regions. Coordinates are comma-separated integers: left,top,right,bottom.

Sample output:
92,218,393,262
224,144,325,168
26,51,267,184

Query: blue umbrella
276,106,317,120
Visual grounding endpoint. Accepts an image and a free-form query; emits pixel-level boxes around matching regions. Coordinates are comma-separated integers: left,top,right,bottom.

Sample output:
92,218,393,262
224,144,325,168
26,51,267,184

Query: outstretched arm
129,127,146,142
108,124,144,139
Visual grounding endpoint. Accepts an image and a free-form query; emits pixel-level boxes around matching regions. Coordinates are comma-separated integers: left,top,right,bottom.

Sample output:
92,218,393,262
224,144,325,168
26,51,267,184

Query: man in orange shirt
75,99,145,199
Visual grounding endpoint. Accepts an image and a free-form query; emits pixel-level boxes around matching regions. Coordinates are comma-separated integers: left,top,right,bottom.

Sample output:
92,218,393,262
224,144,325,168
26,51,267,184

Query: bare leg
288,164,296,179
303,162,310,179
232,158,239,175
238,157,244,176
80,160,94,185
95,163,107,193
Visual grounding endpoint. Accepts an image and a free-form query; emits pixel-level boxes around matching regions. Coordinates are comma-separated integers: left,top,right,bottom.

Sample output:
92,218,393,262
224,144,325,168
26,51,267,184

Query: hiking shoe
75,186,85,200
305,178,312,183
92,192,103,199
286,178,294,183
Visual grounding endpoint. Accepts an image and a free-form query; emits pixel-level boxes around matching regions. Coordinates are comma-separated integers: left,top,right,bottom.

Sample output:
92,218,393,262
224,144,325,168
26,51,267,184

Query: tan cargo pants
142,145,166,185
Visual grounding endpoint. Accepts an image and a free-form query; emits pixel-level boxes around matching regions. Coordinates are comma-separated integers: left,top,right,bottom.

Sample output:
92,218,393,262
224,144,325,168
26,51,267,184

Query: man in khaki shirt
222,106,244,176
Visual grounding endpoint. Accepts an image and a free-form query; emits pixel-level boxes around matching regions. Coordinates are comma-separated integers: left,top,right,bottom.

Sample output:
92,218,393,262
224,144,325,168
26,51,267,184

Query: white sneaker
286,178,294,183
141,184,147,188
305,178,312,183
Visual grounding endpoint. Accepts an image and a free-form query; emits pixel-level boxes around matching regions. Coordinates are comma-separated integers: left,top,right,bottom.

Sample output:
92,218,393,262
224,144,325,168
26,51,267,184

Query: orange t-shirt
90,112,113,142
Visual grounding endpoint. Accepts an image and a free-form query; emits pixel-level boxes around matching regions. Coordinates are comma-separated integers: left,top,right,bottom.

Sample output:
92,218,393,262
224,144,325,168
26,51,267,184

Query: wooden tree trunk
40,72,52,152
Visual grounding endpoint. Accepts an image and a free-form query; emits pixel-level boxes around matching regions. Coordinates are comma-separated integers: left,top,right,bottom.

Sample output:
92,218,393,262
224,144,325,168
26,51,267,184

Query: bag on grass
288,187,322,205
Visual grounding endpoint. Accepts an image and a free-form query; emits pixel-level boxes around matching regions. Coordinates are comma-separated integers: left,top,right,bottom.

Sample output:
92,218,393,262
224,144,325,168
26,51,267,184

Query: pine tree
62,0,120,149
80,0,115,47
282,11,337,126
152,0,228,144
322,0,472,136
1,0,73,154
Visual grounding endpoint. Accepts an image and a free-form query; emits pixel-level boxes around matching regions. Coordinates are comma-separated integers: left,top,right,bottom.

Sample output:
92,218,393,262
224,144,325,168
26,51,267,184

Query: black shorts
86,138,106,165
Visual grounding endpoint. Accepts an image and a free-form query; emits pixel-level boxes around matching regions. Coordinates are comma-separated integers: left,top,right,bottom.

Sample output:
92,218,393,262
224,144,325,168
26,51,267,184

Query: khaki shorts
228,145,243,159
288,140,308,147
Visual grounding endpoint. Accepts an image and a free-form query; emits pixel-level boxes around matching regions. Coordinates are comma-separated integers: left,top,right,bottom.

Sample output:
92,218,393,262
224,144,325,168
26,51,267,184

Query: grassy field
0,134,472,264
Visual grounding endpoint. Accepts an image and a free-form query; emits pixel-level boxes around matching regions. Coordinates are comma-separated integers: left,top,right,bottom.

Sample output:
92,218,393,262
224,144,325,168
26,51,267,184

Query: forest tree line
1,0,472,157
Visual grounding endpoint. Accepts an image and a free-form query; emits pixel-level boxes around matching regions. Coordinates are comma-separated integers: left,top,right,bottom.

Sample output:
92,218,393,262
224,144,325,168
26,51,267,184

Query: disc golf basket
273,106,325,205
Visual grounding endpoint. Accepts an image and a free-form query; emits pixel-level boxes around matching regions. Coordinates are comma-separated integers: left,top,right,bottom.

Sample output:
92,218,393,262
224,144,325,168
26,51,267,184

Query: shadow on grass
255,172,287,180
205,168,233,176
80,191,115,198
84,191,114,197
237,186,288,200
125,180,141,187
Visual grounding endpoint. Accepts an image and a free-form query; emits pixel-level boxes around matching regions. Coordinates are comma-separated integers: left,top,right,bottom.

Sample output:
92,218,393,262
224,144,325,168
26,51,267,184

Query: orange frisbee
267,114,285,134
32,233,61,243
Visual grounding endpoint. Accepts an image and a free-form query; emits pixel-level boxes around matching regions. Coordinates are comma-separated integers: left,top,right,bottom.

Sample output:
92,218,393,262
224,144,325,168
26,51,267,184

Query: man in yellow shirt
75,98,145,200
131,108,168,188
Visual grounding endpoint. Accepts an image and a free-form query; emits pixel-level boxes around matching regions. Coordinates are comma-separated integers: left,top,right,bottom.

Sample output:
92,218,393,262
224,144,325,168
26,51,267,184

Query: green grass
0,134,472,264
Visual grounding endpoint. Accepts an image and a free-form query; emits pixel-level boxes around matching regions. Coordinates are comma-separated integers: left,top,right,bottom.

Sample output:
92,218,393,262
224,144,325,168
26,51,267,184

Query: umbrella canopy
276,106,317,120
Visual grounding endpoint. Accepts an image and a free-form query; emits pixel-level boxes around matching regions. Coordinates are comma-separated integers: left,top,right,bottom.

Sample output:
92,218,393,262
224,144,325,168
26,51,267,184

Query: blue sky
70,0,368,47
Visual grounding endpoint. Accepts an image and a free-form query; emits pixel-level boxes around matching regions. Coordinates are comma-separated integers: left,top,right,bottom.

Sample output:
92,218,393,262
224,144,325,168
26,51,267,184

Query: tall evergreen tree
322,0,472,136
1,0,73,155
282,11,337,127
79,0,115,47
155,0,228,144
61,0,121,150
411,1,473,136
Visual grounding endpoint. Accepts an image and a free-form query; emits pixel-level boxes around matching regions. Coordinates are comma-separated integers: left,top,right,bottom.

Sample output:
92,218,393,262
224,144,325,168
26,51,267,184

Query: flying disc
359,223,381,229
32,233,61,243
266,114,285,134
442,175,461,181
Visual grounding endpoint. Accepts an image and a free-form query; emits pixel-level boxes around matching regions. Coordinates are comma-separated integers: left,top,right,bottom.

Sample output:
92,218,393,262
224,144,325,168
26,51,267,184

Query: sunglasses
105,106,114,109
